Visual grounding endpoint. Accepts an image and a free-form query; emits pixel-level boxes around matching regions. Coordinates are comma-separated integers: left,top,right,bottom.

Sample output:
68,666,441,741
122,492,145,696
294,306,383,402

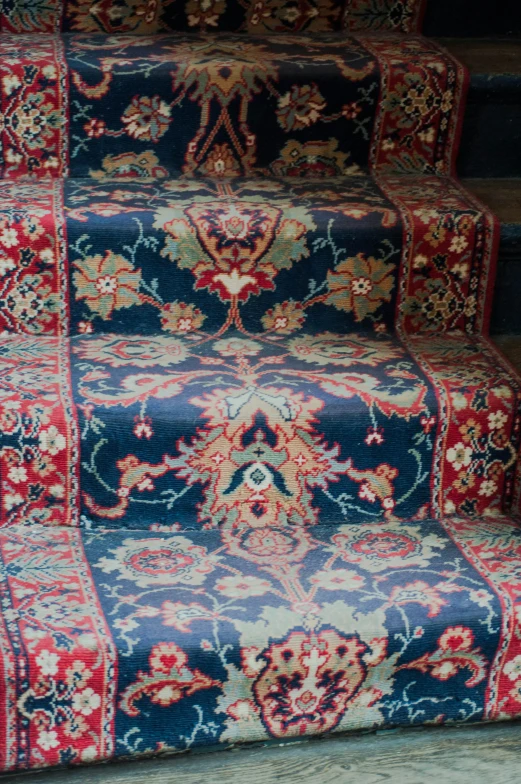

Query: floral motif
89,151,169,179
200,144,241,177
154,200,314,303
95,535,217,587
326,253,395,322
160,302,206,334
261,300,306,334
276,84,326,131
73,251,142,320
120,642,219,716
331,523,446,572
0,38,67,178
270,139,356,177
74,334,188,367
121,96,172,142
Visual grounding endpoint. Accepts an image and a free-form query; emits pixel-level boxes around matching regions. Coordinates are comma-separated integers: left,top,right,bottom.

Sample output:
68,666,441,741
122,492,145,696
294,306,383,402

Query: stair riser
492,254,521,334
458,80,521,179
424,0,521,36
0,34,463,179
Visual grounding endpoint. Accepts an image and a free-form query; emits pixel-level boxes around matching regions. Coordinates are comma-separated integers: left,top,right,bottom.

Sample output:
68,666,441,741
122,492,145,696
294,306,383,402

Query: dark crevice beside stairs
1,0,521,775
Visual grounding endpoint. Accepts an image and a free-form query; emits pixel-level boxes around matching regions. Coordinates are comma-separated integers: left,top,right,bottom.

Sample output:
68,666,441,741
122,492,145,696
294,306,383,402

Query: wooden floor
3,721,521,784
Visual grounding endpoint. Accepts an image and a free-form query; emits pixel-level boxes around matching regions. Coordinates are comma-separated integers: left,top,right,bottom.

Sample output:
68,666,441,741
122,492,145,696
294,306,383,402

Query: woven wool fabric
0,0,521,773
0,0,426,33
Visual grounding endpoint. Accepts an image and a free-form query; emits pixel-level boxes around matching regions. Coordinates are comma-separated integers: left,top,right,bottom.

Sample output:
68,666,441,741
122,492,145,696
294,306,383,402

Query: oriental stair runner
0,0,521,774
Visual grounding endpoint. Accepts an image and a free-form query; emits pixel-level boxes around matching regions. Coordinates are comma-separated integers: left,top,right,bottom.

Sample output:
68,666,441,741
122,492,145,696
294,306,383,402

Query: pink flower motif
133,416,153,439
388,581,447,618
365,428,384,446
342,101,362,120
438,626,474,652
83,118,106,138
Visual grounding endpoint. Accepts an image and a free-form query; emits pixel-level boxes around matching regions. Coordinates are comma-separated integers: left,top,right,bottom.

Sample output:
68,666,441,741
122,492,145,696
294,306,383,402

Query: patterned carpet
1,0,521,774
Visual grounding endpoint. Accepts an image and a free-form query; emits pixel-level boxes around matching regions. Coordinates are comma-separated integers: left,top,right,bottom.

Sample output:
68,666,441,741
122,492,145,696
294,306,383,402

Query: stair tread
441,38,521,76
0,33,465,178
1,513,521,764
0,0,424,34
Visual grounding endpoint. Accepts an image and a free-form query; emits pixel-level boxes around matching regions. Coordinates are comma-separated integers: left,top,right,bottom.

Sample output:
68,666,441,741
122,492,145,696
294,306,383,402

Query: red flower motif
83,119,106,138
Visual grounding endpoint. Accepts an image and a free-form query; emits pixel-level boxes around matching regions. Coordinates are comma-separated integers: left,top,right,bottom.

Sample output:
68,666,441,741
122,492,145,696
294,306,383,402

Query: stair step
0,34,518,180
442,39,521,178
2,328,520,529
2,514,521,771
0,33,464,179
0,175,496,337
465,179,521,334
